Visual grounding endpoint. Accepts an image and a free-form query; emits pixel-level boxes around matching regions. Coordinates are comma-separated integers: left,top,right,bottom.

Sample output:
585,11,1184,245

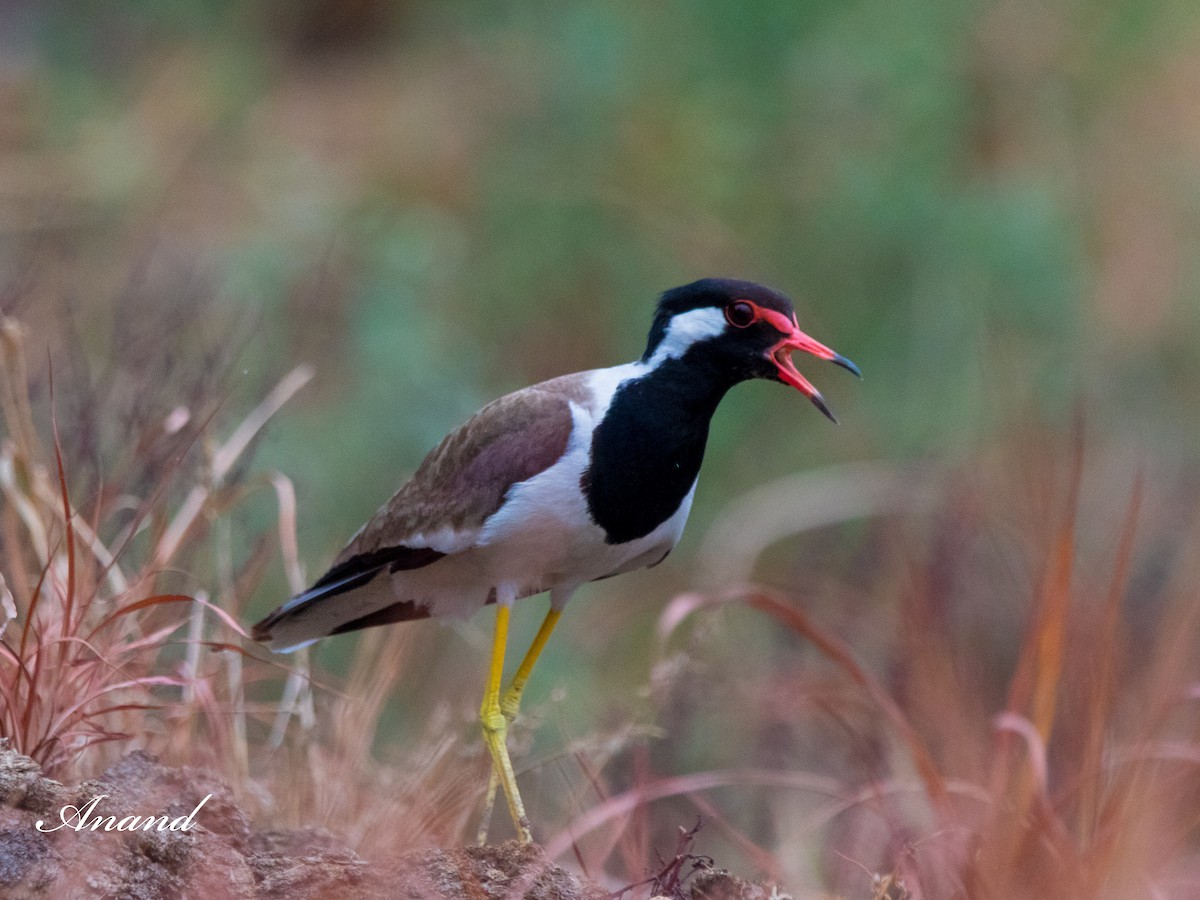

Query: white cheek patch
647,307,727,367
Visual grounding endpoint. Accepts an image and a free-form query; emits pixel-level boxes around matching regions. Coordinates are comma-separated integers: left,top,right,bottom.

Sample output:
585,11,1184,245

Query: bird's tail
251,545,447,651
251,571,430,652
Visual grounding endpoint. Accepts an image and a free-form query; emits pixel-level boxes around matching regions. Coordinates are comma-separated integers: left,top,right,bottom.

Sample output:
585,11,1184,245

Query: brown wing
251,375,587,647
336,379,582,562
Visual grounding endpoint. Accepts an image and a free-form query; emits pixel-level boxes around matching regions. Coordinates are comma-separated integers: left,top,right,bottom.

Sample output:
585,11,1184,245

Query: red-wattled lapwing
251,278,859,842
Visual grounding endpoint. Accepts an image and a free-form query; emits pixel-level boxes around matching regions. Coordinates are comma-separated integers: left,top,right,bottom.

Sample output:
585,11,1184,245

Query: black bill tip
810,391,839,424
832,353,862,379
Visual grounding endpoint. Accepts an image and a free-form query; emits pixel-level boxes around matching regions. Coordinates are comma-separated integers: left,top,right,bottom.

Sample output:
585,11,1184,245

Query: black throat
582,354,739,544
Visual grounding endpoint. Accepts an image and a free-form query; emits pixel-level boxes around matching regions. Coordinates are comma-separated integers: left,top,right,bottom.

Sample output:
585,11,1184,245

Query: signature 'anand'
36,793,211,833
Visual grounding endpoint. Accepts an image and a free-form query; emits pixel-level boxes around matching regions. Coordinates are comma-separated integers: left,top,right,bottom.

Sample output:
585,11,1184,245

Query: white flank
402,525,479,555
646,306,727,368
265,356,703,643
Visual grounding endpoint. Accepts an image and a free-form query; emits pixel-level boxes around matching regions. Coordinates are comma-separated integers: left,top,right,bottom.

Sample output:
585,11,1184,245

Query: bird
250,277,859,843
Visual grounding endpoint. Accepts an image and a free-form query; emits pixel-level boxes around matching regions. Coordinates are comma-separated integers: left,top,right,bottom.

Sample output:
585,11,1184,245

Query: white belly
381,396,697,619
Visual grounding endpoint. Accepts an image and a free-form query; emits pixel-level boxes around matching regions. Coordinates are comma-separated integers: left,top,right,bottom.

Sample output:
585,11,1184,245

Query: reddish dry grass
5,308,1200,898
542,427,1200,897
0,311,483,858
0,314,307,783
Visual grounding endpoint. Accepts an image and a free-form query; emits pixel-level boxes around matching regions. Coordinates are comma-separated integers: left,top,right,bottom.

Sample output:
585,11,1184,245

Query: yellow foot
476,768,500,846
477,686,529,844
479,708,531,843
477,602,562,844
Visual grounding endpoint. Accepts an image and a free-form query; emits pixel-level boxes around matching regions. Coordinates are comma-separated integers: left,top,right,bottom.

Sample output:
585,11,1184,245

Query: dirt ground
0,740,784,899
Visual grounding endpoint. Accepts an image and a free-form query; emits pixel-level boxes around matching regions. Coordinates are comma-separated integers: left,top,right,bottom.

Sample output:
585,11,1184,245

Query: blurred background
3,0,1200,892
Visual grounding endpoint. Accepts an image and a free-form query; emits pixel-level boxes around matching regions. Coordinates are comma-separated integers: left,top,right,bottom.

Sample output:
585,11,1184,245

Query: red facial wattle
730,302,861,423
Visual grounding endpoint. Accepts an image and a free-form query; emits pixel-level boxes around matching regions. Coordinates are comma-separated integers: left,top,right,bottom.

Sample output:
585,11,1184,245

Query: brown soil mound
0,740,782,899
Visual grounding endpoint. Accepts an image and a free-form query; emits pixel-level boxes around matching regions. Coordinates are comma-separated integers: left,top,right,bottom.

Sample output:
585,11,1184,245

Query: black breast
581,359,729,544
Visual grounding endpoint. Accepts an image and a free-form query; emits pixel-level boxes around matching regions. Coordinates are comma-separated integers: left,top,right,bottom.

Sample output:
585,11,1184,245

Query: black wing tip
250,605,293,644
328,599,431,635
313,545,446,591
250,544,448,645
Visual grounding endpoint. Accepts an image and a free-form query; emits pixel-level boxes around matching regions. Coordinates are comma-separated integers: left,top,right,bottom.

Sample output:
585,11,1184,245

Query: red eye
725,301,756,328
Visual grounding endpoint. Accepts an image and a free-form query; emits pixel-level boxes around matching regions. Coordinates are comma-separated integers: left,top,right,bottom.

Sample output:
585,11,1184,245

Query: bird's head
643,278,860,421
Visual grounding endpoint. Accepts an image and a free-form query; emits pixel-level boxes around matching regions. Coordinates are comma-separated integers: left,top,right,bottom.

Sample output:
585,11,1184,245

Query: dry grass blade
0,444,50,571
0,571,17,640
686,792,784,884
270,473,305,595
545,768,846,861
49,381,78,659
154,364,313,568
211,365,314,483
267,471,313,746
981,425,1084,885
85,593,196,640
1077,475,1143,844
0,317,311,782
0,317,41,464
1000,423,1083,745
658,585,950,820
742,589,951,816
635,426,1200,895
695,462,934,589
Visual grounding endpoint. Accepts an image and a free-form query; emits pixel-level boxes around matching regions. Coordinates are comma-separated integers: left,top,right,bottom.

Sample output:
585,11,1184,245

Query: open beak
768,318,861,423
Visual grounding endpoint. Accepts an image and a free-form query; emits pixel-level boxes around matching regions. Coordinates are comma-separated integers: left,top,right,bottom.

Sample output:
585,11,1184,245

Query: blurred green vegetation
4,0,1200,856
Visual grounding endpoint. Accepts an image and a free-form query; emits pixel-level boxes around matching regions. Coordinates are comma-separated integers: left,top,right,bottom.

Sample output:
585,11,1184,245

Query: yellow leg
477,606,563,845
501,607,562,720
479,604,532,843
